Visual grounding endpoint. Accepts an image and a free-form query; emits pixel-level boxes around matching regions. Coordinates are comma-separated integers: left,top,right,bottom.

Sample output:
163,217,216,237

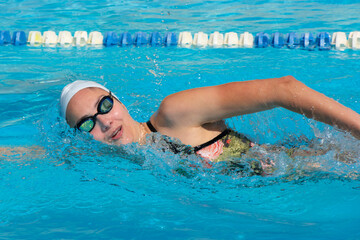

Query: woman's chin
113,137,133,146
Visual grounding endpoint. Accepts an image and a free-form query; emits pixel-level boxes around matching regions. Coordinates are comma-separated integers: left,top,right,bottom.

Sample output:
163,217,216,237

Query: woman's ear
122,102,128,111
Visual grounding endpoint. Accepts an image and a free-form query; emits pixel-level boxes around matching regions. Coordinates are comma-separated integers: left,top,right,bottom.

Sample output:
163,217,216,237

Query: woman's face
66,87,139,145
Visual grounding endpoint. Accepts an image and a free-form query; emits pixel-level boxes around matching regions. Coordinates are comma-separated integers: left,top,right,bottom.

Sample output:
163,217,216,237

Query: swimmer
60,76,360,171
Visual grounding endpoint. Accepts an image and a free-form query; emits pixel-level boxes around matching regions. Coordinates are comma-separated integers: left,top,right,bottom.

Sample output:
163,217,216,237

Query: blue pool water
1,0,360,239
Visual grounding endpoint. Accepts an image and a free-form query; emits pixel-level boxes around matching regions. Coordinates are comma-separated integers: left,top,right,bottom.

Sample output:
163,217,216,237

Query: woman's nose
96,114,112,132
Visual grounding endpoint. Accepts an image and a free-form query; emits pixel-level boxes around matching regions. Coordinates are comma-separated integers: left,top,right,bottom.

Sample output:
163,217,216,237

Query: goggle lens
79,118,95,132
99,97,113,113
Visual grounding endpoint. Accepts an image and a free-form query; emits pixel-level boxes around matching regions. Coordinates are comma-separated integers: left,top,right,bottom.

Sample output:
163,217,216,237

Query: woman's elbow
279,75,298,85
277,75,303,90
264,75,300,92
274,75,304,105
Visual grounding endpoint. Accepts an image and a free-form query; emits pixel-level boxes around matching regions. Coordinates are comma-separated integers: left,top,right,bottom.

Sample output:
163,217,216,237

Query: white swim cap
60,80,110,119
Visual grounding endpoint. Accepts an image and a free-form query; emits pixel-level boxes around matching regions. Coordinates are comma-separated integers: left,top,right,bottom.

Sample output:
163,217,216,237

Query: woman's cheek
91,129,105,142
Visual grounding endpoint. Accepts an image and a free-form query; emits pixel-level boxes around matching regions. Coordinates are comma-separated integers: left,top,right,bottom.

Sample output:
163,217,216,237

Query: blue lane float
103,32,119,47
316,32,331,50
119,32,132,46
254,32,270,48
1,30,360,50
163,32,178,46
149,32,162,46
0,30,11,45
300,33,316,50
285,32,300,49
133,32,148,46
12,31,27,46
271,32,284,48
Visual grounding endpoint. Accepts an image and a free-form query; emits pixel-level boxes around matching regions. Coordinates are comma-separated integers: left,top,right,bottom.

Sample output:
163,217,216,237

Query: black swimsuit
146,120,268,176
146,120,229,152
146,120,254,161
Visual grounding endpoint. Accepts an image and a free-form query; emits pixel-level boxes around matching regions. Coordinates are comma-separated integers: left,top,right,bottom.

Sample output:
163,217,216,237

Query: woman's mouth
111,126,123,140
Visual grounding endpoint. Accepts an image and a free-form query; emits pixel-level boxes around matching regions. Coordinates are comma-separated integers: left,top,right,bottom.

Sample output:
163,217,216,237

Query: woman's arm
1,146,45,160
153,76,360,139
273,76,360,139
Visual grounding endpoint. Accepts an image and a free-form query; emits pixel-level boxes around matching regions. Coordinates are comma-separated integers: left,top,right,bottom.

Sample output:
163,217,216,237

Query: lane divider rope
0,30,359,50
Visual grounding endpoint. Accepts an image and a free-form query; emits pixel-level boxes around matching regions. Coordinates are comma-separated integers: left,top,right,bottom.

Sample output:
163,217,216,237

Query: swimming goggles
76,92,114,132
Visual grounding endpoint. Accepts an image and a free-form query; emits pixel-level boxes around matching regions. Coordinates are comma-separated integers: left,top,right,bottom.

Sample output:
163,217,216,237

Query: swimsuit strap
193,129,230,152
146,120,157,132
147,119,230,153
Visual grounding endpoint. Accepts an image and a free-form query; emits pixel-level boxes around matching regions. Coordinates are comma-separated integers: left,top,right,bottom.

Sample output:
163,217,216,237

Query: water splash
36,101,360,190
